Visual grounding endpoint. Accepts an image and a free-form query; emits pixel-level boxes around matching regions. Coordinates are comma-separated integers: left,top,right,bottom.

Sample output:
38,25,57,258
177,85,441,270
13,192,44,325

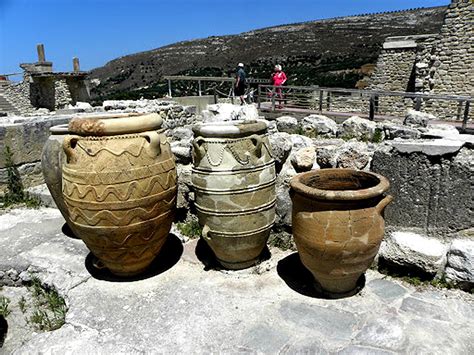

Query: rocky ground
0,207,473,354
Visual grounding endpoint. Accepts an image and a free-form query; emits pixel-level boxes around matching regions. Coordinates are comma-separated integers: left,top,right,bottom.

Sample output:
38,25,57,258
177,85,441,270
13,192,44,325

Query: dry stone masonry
367,0,473,120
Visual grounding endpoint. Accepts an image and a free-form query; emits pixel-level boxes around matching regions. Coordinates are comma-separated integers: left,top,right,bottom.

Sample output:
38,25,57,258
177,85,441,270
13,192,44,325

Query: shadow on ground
85,233,183,282
277,252,365,299
195,238,271,271
61,223,79,240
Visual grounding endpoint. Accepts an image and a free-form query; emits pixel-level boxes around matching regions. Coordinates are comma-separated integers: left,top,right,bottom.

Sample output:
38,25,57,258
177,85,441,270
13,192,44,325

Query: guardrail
162,76,472,131
257,84,472,131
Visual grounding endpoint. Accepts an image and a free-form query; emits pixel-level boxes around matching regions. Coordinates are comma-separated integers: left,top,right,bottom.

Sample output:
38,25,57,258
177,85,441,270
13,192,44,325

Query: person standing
235,63,247,105
271,64,287,108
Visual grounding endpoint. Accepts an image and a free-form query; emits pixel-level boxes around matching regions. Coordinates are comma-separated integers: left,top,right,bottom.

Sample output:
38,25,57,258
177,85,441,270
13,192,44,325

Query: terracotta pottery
191,120,276,269
290,168,393,297
42,124,78,236
62,113,177,277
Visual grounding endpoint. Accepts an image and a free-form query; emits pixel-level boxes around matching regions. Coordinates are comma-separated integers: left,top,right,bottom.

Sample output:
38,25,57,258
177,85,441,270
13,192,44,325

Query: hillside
89,6,447,101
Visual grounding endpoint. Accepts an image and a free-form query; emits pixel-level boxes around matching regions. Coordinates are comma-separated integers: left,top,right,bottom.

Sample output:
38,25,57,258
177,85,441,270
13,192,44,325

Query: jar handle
376,195,393,215
193,136,206,160
141,131,161,156
249,134,263,158
63,135,79,164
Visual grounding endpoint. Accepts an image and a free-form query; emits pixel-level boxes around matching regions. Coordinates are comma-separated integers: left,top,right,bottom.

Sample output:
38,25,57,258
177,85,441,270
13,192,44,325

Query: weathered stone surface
354,316,406,351
421,123,460,139
276,116,298,133
301,114,338,137
268,132,292,171
288,134,313,150
371,146,473,237
336,141,371,170
403,109,435,128
0,115,70,168
367,279,408,301
1,207,473,353
382,121,420,140
168,127,194,165
290,147,316,172
445,238,474,285
390,138,464,156
339,116,377,140
379,231,448,275
202,103,259,122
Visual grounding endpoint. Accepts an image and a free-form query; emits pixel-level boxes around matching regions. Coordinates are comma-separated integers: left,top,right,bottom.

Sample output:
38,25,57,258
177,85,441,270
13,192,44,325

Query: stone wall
366,0,473,121
433,0,474,96
54,79,72,109
0,81,35,115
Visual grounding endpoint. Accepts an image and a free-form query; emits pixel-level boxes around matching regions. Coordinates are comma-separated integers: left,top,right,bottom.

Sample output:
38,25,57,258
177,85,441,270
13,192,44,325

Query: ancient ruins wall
0,81,35,115
433,0,474,96
362,0,473,121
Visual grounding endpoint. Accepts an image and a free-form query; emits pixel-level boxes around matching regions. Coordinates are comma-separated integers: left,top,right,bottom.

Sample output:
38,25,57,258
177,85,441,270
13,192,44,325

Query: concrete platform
0,207,473,354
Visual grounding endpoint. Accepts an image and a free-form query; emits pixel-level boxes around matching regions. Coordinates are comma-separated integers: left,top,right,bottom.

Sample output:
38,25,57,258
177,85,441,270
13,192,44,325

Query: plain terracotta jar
290,168,393,297
192,120,276,269
62,113,177,277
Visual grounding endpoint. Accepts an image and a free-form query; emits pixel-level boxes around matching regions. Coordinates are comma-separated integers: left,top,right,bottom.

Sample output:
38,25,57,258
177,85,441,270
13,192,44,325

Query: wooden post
326,91,331,111
319,90,323,113
415,96,422,111
462,101,470,133
167,79,172,97
369,95,375,121
198,80,202,96
213,87,217,104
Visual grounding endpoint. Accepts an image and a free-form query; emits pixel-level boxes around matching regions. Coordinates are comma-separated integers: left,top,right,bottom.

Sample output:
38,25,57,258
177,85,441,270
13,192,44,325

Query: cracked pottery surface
0,207,473,354
290,169,393,297
191,121,276,269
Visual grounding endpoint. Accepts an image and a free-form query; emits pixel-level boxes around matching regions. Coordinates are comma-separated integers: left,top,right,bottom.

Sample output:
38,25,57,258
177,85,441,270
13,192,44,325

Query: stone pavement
0,208,473,354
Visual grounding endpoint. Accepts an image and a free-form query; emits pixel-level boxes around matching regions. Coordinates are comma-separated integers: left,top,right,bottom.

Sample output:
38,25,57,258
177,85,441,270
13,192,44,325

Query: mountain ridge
89,5,448,100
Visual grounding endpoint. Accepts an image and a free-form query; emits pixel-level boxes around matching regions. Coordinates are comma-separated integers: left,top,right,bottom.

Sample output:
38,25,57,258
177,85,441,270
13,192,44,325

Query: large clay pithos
62,113,177,277
290,168,393,298
191,120,276,269
42,124,77,236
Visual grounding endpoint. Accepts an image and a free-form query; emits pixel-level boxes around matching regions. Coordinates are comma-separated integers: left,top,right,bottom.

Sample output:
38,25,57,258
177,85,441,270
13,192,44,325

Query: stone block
372,145,473,236
445,237,474,285
379,231,448,275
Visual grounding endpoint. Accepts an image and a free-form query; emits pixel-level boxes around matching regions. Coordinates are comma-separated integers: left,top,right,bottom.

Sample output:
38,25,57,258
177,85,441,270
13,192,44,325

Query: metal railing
161,76,472,130
257,84,472,130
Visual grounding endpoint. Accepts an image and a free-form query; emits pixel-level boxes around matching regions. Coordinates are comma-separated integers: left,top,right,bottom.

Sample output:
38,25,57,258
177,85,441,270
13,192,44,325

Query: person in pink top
271,64,287,108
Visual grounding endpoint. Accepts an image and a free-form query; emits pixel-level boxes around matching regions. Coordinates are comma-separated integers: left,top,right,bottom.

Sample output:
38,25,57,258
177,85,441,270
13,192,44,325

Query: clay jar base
313,275,365,299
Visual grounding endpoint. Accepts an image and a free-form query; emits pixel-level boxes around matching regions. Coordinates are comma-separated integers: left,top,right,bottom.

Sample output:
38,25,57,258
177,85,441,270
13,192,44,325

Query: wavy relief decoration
63,171,177,202
68,196,176,226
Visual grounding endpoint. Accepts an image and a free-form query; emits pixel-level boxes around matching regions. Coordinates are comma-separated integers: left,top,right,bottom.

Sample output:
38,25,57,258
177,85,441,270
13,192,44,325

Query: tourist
235,63,247,105
271,64,287,108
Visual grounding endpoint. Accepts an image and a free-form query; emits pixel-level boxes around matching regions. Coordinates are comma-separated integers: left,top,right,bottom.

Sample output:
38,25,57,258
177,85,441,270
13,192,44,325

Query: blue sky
0,0,449,74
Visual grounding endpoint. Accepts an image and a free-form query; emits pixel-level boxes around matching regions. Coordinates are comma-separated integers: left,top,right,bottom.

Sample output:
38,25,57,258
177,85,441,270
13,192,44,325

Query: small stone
336,141,371,170
382,122,420,140
291,147,316,172
403,109,435,128
301,114,338,137
445,238,474,285
339,116,377,141
269,133,292,171
276,116,298,133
